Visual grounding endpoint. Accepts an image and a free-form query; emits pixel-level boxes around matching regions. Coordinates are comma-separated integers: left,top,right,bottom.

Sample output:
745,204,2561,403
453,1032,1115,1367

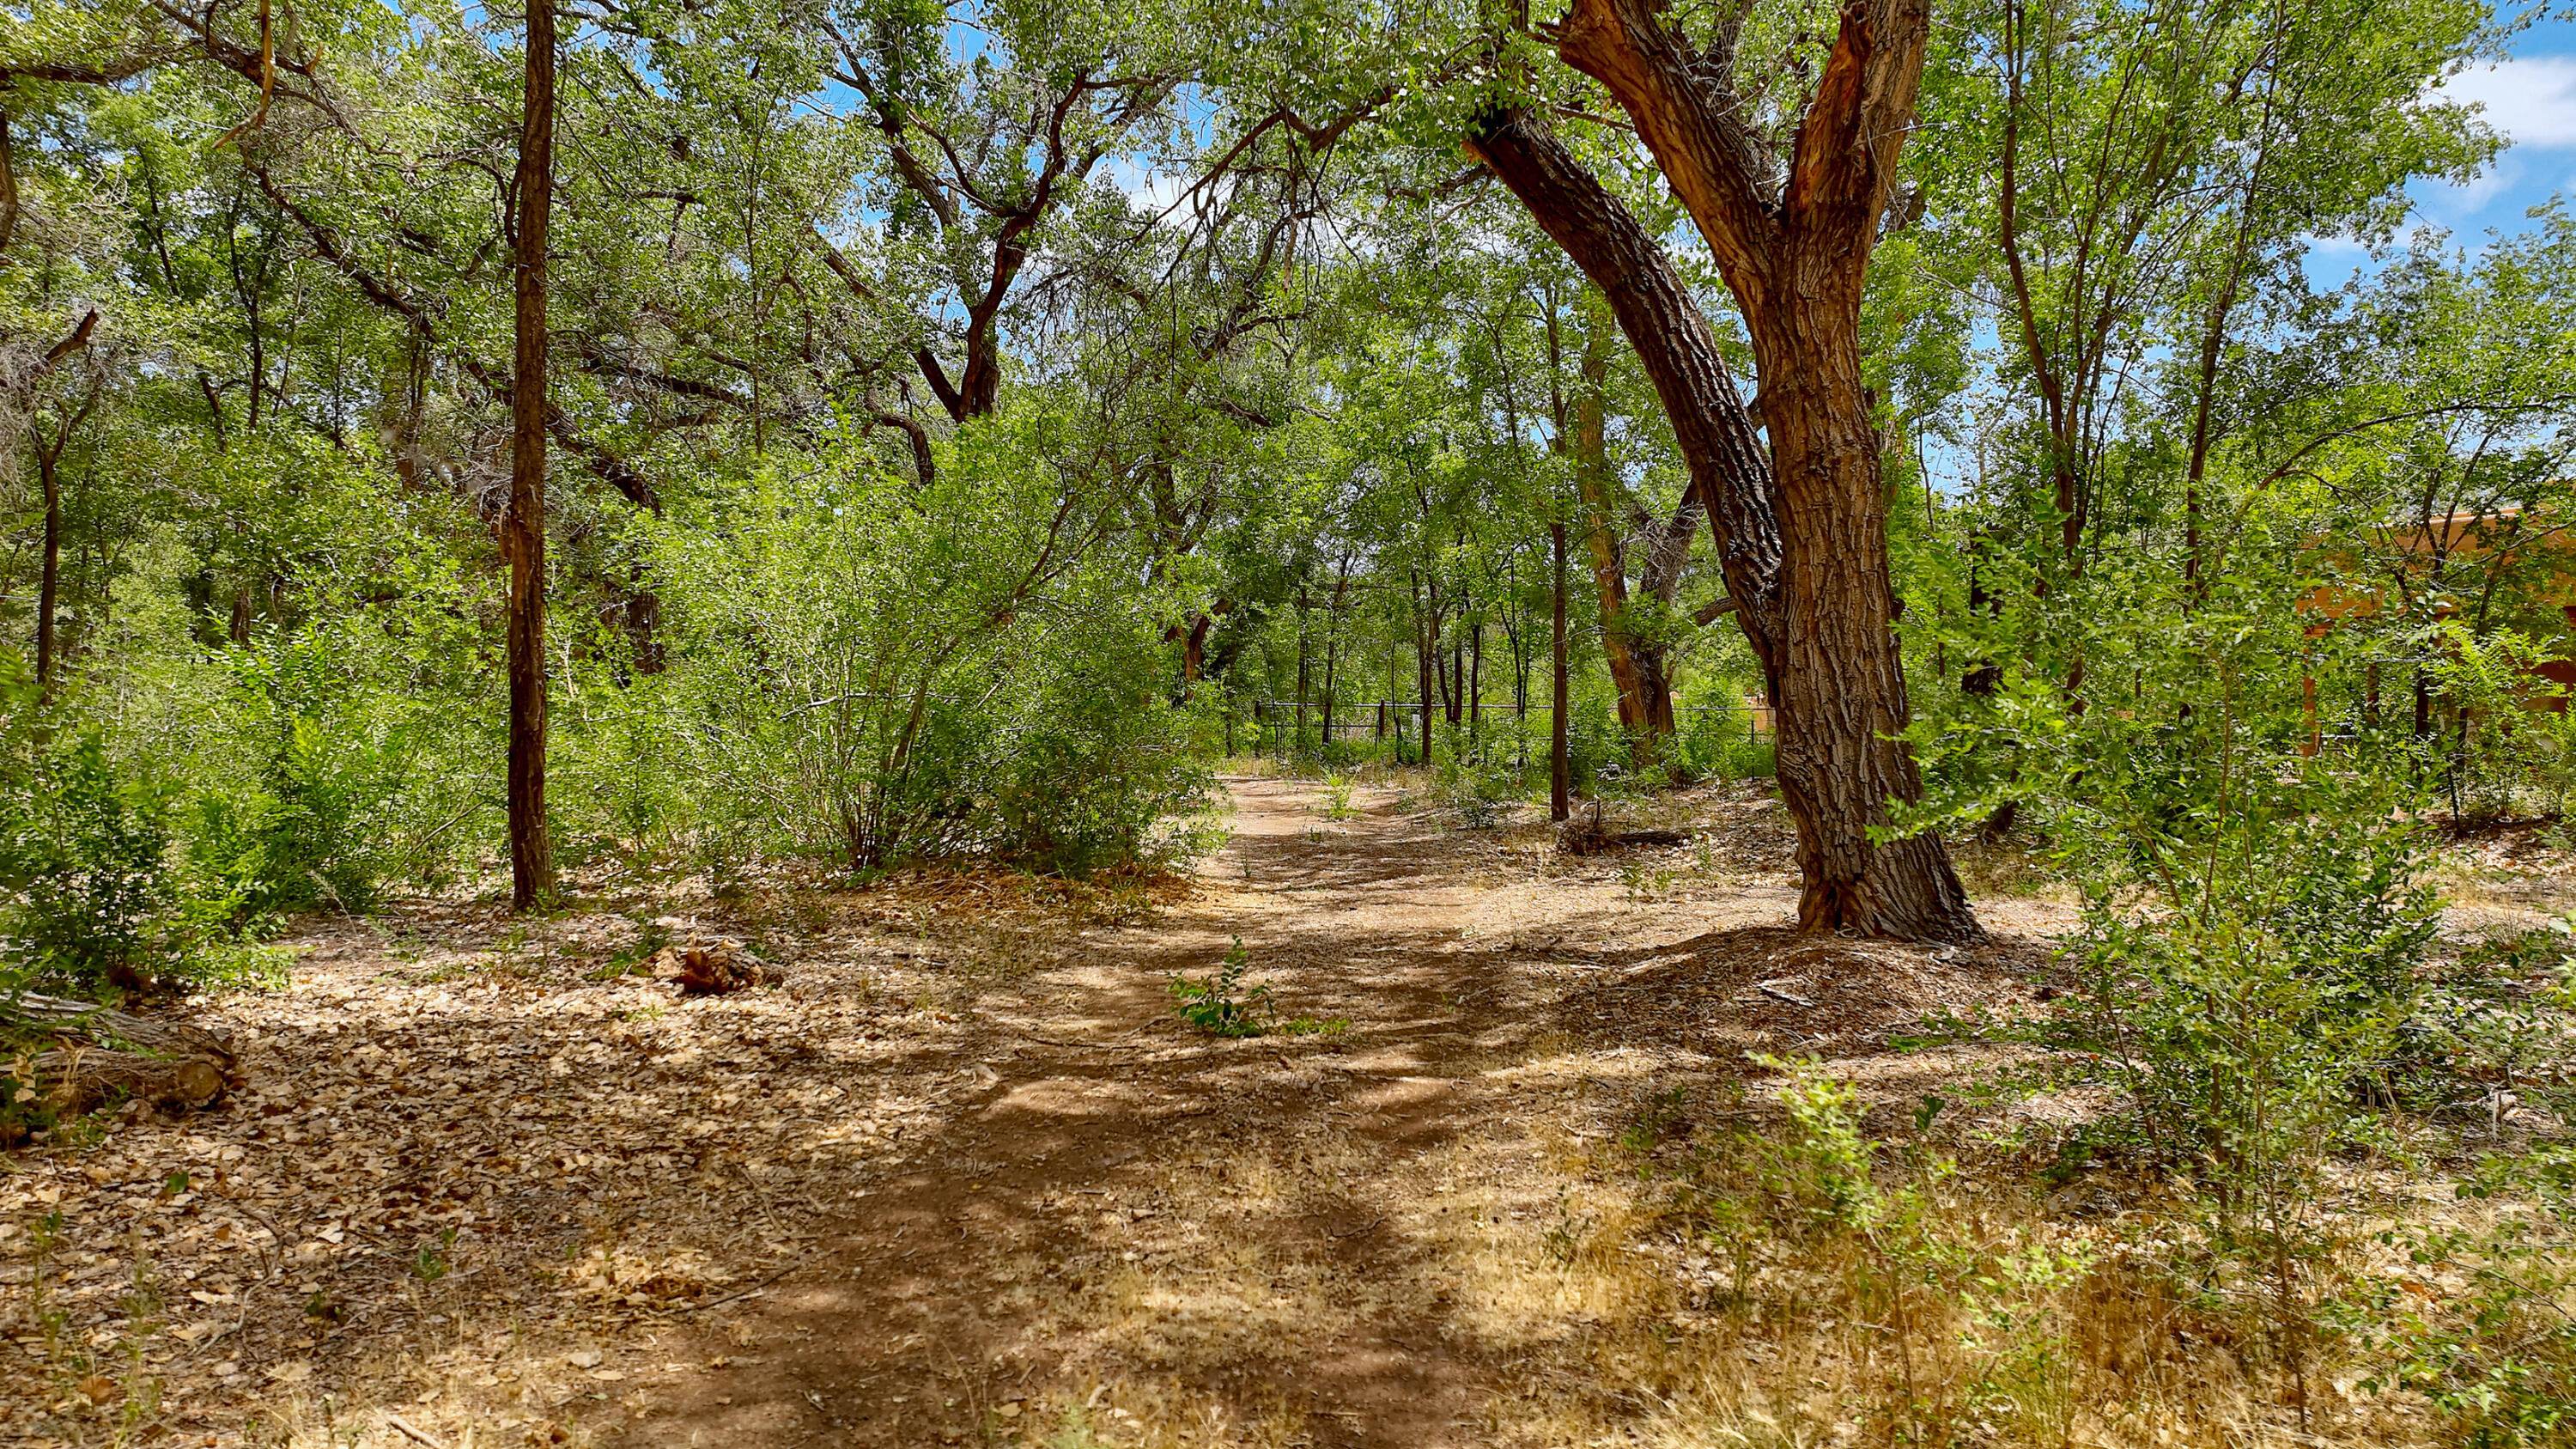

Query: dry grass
7,776,2573,1448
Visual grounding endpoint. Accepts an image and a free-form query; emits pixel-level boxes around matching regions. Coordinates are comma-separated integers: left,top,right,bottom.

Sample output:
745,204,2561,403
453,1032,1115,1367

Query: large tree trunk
1469,61,1978,942
507,0,557,912
1753,315,1970,935
1467,114,1780,672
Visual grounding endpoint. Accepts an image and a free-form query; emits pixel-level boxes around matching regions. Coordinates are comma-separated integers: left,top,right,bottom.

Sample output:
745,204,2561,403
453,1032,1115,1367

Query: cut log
4,991,245,1120
32,1046,228,1114
1558,817,1693,855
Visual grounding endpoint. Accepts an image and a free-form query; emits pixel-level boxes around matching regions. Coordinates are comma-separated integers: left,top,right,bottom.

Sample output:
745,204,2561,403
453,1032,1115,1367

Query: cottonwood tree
1559,283,1698,765
1454,0,1978,941
1952,0,2492,588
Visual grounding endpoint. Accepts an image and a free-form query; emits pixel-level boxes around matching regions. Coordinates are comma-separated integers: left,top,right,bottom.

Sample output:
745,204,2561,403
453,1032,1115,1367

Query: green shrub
1433,752,1522,828
652,419,1211,874
0,734,176,994
161,626,416,919
186,715,404,916
2049,818,2437,1186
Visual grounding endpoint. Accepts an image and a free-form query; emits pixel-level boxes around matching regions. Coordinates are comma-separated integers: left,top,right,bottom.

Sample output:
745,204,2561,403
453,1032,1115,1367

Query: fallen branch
3,991,240,1075
1557,817,1692,855
383,1411,448,1449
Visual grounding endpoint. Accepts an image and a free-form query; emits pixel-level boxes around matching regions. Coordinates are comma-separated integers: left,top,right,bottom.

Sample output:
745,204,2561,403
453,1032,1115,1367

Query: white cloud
2424,151,2524,222
1102,158,1193,222
2434,55,2576,149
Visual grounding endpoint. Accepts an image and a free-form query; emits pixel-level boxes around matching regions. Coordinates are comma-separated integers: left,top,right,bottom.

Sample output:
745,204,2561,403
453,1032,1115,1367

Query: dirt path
609,776,2046,1449
1,774,2066,1448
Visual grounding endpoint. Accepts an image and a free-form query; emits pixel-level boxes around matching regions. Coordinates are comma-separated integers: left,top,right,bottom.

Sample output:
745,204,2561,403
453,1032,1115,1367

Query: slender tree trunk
1413,571,1439,768
1570,290,1659,750
1321,633,1337,747
24,314,98,692
1419,633,1436,767
1294,588,1310,752
1469,622,1482,742
507,0,558,911
0,110,19,261
1552,521,1571,821
34,440,58,690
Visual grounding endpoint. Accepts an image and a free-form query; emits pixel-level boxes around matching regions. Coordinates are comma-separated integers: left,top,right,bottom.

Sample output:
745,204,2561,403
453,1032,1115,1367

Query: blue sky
2414,9,2576,239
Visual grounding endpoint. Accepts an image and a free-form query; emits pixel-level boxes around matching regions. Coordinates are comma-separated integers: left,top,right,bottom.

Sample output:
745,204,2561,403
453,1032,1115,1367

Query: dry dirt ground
4,776,2567,1448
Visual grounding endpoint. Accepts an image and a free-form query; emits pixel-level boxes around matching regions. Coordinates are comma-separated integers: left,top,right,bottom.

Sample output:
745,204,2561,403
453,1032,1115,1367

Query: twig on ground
384,1410,448,1448
669,1251,817,1317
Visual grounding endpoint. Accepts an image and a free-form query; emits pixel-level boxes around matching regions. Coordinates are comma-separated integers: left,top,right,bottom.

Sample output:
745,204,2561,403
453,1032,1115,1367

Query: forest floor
5,772,2572,1449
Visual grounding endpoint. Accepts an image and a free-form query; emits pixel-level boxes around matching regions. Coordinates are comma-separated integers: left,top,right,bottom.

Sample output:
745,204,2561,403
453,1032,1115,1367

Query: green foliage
2425,623,2576,824
2359,1150,2576,1447
1319,772,1358,821
186,711,404,917
1434,751,1523,829
0,732,174,995
1170,936,1270,1038
2052,825,2432,1186
652,428,1211,875
2421,921,2576,1108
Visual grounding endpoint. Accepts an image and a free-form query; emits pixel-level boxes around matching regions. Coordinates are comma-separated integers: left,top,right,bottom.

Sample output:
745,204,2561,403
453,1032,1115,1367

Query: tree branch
1466,107,1780,667
1546,0,1780,294
251,166,661,513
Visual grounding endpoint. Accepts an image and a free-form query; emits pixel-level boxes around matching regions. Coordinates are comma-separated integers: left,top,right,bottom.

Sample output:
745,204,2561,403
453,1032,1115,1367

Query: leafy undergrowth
1452,1067,2576,1449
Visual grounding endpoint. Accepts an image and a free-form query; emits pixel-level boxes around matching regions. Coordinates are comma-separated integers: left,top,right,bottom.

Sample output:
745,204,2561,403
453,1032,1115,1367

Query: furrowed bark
507,0,557,911
1475,4,1979,941
1465,111,1781,672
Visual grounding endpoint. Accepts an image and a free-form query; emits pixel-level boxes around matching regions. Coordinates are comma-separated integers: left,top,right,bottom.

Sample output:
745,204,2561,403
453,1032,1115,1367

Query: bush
2050,817,2437,1185
187,714,405,916
0,733,176,994
1433,751,1524,828
2426,622,2576,824
650,416,1212,874
0,725,287,1001
148,624,421,920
